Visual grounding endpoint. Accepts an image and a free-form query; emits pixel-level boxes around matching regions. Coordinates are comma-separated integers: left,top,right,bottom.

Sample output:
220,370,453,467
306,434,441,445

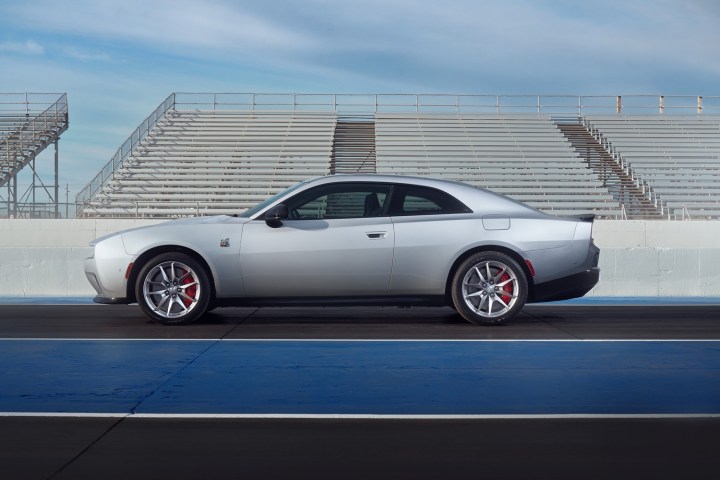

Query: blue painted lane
0,340,215,413
1,340,719,415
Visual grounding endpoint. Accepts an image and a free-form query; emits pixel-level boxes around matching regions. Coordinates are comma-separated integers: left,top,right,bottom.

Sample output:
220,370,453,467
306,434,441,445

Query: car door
388,184,476,295
240,182,394,297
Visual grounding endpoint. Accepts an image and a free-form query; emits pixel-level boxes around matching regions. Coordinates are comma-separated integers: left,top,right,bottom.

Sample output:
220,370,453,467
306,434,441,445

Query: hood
89,215,246,246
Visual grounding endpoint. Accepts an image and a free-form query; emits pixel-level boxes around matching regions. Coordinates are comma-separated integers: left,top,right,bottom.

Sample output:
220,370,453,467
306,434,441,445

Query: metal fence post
698,96,703,114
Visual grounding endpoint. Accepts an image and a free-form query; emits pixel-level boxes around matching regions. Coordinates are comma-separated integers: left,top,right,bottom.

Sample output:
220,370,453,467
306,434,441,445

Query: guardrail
75,93,175,212
173,93,720,115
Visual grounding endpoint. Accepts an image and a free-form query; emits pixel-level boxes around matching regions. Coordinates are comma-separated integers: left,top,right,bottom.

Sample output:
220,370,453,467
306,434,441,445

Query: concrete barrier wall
1,219,719,298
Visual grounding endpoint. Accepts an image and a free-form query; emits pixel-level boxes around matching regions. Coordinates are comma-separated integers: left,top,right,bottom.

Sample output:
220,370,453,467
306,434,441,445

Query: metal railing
0,93,68,116
172,93,720,116
582,117,668,217
75,93,175,209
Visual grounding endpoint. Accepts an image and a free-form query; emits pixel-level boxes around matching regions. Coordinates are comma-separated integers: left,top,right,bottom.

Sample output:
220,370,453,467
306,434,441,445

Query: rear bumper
530,268,600,303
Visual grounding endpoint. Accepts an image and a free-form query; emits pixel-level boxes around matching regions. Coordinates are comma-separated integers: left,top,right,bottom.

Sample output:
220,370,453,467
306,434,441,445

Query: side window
283,183,391,220
389,185,471,216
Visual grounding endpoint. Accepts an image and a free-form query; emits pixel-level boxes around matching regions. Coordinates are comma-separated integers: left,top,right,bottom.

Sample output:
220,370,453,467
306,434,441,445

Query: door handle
366,231,387,239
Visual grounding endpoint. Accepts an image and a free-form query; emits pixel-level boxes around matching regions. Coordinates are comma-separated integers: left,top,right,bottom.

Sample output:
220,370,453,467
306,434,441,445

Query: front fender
121,224,244,298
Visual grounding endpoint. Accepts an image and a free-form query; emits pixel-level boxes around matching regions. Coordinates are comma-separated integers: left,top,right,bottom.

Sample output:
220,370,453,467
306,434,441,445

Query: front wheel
451,252,528,326
135,253,211,325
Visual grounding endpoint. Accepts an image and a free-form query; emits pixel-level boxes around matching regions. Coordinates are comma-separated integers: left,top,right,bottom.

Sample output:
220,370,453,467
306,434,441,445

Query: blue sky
1,0,719,201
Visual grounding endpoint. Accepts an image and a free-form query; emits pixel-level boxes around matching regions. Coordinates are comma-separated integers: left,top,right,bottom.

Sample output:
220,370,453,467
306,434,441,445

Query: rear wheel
451,251,527,325
135,253,211,325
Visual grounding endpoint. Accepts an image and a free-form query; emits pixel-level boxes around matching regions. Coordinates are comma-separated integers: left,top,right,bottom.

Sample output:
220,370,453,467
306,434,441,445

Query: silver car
85,175,600,326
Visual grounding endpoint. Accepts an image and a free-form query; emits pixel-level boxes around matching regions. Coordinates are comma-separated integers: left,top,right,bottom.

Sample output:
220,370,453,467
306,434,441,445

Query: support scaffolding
0,93,68,218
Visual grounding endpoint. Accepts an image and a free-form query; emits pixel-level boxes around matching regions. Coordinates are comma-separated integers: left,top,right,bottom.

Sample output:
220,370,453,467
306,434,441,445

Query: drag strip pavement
2,339,720,416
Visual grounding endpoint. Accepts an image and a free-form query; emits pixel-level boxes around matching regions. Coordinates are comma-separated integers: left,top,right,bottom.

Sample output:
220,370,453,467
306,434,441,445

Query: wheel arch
126,245,216,303
444,245,535,304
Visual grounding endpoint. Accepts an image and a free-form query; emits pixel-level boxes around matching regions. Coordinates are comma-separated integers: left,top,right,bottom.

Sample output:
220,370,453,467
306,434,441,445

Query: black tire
135,252,212,325
451,251,527,326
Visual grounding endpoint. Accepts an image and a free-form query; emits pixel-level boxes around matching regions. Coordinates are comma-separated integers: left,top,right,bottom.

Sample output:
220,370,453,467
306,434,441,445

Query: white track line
2,338,720,342
1,412,719,419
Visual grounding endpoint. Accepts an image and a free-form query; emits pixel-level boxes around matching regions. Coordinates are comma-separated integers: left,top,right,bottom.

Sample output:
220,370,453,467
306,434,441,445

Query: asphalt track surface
2,303,720,479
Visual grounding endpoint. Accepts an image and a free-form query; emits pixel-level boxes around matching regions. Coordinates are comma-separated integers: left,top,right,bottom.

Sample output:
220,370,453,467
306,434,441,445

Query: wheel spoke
495,296,510,309
148,289,167,295
177,298,189,313
170,263,177,282
179,291,196,303
492,266,507,282
472,266,486,283
465,290,485,298
496,278,514,288
475,294,489,313
157,266,170,284
157,295,170,311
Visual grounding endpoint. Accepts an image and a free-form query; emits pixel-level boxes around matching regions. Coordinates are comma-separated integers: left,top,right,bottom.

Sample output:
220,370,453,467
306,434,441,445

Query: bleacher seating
80,98,720,220
585,116,720,218
375,113,623,216
0,114,29,142
82,111,336,217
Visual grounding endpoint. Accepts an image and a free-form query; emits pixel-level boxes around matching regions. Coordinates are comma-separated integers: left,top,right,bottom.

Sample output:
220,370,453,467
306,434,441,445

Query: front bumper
93,296,132,304
84,234,132,301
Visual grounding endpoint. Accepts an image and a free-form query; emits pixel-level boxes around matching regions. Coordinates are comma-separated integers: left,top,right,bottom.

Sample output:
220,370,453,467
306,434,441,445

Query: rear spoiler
569,214,596,222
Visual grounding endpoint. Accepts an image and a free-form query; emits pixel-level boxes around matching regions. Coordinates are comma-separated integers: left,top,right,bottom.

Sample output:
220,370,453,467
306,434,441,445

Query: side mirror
264,204,289,228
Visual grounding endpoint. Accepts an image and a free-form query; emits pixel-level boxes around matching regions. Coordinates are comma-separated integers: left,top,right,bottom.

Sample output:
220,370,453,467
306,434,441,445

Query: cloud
3,0,317,56
61,47,111,62
0,40,44,55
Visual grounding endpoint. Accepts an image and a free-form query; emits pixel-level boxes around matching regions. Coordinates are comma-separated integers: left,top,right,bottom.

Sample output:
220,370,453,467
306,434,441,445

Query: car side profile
84,175,600,326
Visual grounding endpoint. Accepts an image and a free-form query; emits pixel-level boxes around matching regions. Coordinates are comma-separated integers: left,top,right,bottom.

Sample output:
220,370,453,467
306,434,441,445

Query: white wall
0,219,157,297
1,219,719,297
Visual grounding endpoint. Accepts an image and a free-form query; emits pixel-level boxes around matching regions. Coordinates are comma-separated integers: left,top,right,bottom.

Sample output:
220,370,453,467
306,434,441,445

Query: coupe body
85,175,600,325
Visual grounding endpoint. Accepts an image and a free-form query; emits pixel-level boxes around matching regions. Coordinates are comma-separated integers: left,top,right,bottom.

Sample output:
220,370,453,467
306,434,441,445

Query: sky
1,0,720,203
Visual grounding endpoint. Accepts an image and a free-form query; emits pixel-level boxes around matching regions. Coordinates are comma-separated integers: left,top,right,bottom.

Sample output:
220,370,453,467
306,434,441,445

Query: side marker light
125,263,134,280
525,259,536,277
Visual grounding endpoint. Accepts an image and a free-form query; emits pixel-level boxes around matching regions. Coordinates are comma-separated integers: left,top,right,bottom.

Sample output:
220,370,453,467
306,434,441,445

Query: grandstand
1,93,68,218
375,113,621,217
585,115,720,219
76,93,720,220
83,110,336,216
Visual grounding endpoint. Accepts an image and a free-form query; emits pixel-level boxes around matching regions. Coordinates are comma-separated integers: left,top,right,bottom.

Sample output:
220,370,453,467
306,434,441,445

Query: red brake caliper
500,272,512,304
180,269,196,307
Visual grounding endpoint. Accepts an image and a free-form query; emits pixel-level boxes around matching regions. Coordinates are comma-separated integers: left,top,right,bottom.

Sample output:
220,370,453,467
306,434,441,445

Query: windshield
238,179,313,218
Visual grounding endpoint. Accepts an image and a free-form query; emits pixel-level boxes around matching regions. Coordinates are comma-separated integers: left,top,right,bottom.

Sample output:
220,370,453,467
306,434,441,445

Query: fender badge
220,238,230,248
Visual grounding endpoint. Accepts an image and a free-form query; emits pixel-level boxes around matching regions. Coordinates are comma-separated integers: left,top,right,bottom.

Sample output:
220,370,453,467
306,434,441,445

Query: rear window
388,185,471,216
